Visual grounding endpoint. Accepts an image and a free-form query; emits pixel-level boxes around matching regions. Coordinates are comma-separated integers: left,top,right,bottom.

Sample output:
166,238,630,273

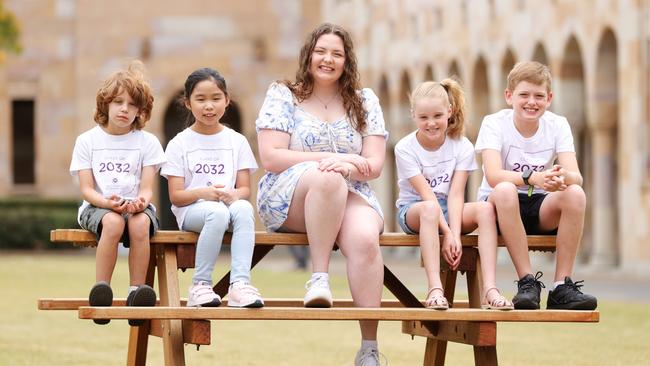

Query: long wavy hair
282,23,366,132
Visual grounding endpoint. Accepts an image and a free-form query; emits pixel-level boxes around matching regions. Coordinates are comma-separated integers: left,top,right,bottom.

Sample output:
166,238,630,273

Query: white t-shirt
161,127,258,229
69,126,166,221
395,131,477,208
474,109,575,201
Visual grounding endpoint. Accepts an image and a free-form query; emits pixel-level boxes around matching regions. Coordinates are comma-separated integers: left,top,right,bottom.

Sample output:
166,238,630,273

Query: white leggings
182,200,255,285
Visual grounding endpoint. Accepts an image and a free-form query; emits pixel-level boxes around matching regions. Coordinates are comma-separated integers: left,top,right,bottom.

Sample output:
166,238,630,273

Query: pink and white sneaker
187,282,221,307
227,282,264,308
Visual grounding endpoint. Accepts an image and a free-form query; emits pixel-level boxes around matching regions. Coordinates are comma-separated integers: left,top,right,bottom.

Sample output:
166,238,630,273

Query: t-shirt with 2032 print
474,109,575,202
161,126,258,229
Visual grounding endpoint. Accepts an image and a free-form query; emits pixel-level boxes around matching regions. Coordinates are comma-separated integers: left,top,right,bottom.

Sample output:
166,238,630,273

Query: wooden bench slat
39,298,466,310
78,306,599,322
50,229,557,250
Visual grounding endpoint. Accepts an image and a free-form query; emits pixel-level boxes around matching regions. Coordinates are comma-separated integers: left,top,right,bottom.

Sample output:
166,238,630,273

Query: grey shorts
79,204,159,248
396,197,449,235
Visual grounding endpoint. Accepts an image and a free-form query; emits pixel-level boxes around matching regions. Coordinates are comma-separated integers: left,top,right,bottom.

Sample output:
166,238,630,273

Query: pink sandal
425,287,449,310
481,287,514,310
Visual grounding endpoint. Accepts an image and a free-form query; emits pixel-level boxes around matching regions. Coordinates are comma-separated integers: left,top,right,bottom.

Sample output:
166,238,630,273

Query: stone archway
377,74,397,232
469,56,490,201
558,35,591,263
449,60,462,84
424,64,434,81
532,42,549,65
159,91,185,230
397,70,412,139
221,101,242,133
590,28,619,267
500,48,516,109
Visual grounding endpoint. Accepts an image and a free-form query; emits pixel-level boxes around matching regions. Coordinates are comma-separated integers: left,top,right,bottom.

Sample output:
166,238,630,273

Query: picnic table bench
38,229,599,366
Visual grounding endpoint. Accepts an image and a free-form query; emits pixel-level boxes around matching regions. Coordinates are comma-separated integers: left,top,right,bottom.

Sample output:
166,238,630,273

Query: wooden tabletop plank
50,229,557,250
78,306,599,322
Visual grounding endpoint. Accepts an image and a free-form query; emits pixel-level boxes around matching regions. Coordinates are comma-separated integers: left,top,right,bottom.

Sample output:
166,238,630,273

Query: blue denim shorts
396,196,449,234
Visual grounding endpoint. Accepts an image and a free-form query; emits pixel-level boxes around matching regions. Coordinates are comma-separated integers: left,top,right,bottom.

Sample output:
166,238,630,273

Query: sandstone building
2,0,648,273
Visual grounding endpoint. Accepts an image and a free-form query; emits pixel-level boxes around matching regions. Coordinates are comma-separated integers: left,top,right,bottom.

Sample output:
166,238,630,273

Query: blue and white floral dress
255,82,388,232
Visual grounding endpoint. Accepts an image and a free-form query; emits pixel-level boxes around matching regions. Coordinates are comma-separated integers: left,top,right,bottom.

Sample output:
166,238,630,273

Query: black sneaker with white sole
88,281,113,325
547,277,597,310
126,285,157,326
512,271,545,309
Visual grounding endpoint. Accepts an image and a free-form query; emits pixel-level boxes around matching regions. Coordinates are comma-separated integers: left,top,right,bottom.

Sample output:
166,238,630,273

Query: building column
589,127,619,267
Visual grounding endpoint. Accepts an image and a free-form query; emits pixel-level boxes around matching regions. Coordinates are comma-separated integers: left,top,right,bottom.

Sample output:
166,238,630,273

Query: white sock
311,272,329,281
551,281,564,290
361,339,378,350
128,285,138,294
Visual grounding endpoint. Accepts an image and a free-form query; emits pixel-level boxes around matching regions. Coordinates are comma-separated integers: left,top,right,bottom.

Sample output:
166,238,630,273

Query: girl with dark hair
161,68,264,308
256,24,387,365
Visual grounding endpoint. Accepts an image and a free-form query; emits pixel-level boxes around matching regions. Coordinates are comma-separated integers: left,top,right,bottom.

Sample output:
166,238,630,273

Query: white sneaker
354,346,386,366
227,282,264,308
303,274,333,308
187,282,221,307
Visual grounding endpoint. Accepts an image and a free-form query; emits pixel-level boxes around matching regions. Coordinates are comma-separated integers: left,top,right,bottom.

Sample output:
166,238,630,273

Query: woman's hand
339,154,370,176
441,233,462,270
318,157,354,180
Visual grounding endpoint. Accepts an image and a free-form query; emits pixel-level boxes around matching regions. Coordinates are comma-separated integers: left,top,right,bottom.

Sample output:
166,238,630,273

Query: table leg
156,244,186,366
126,249,156,365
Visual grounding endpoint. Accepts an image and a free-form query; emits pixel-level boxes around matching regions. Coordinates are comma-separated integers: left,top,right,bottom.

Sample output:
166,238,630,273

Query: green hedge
0,198,80,250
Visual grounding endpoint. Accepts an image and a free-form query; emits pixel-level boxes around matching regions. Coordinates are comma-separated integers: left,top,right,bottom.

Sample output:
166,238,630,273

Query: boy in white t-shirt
475,61,596,310
69,61,166,325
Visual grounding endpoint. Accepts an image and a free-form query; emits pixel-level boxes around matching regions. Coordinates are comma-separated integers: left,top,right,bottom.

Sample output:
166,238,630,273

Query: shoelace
516,271,546,292
305,276,329,290
358,348,388,366
564,279,585,294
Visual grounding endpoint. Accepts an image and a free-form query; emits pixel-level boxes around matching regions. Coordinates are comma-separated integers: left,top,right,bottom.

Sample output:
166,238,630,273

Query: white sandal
481,287,514,310
425,287,449,310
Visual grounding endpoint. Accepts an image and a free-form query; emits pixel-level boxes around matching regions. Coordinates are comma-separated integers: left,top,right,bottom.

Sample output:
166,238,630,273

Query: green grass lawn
1,252,648,365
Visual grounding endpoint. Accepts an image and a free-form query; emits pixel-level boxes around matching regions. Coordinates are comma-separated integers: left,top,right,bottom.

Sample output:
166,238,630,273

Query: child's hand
107,195,128,213
199,184,226,201
125,197,147,213
215,189,240,205
441,234,462,270
542,165,567,192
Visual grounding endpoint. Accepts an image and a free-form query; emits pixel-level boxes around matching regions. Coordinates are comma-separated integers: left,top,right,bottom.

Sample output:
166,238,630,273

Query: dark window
12,100,35,184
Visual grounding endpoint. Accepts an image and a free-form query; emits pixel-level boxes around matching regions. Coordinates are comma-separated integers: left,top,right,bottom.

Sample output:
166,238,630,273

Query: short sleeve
394,139,421,180
475,114,502,153
234,132,259,173
160,137,185,179
69,134,91,176
255,82,296,134
555,116,575,153
455,137,478,171
142,132,166,171
360,88,389,139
